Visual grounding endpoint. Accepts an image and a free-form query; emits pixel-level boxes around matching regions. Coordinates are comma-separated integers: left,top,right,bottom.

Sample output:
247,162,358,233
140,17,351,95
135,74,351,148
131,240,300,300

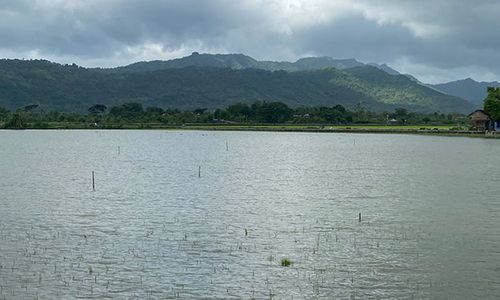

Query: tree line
0,101,469,129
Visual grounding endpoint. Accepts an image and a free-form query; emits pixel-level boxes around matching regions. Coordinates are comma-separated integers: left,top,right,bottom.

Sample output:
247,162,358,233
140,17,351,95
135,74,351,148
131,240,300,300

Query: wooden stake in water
226,140,229,151
92,171,95,191
358,212,362,222
198,166,201,178
118,146,120,155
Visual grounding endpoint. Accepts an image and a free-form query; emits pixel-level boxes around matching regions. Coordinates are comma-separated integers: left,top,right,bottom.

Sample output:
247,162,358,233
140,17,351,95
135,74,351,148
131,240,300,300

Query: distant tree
109,103,144,120
394,108,408,118
143,107,164,122
316,105,349,123
253,101,293,123
394,108,408,124
214,108,229,120
484,87,500,120
333,104,347,113
227,103,252,118
88,104,107,114
4,112,26,129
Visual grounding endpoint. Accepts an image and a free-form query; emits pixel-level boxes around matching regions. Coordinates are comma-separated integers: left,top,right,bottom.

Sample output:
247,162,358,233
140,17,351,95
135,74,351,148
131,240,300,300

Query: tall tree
484,87,500,120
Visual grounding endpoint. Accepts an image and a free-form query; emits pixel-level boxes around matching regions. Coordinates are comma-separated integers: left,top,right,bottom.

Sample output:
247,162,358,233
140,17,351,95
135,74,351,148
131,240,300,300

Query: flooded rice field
0,130,499,299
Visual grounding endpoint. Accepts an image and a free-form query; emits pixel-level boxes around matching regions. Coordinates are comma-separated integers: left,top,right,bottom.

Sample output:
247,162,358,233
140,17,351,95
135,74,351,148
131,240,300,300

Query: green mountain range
0,54,473,113
115,52,366,73
430,78,500,107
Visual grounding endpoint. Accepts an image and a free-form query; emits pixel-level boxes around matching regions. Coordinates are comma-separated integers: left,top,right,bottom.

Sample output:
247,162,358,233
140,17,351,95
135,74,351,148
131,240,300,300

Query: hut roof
468,109,490,117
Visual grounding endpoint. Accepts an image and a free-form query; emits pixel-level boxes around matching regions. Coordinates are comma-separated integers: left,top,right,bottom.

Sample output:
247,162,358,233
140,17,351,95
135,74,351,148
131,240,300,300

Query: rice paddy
0,130,499,299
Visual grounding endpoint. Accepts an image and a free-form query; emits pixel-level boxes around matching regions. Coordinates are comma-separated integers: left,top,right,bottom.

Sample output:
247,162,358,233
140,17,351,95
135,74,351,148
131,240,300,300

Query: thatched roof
468,109,491,119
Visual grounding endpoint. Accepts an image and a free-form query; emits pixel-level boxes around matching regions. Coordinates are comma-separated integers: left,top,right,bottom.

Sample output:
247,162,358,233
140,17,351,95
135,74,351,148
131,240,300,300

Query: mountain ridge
430,78,500,107
116,52,387,73
0,56,473,114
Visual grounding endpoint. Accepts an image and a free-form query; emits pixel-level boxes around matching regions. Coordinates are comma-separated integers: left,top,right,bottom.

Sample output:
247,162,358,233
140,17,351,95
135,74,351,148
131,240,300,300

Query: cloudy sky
0,0,499,83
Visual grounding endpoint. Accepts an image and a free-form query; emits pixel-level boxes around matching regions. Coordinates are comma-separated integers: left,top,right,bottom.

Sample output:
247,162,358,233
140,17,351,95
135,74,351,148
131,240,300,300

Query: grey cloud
0,0,499,83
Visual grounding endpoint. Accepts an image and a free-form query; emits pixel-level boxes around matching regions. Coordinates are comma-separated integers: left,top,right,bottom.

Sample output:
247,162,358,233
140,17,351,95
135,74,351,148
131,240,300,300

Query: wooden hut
468,109,492,131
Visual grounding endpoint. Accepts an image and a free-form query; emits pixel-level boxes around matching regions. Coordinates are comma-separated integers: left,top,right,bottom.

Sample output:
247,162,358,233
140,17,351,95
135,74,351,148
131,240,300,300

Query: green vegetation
484,87,500,120
4,112,27,129
182,124,460,131
280,258,291,267
0,58,472,114
118,52,365,72
0,101,470,132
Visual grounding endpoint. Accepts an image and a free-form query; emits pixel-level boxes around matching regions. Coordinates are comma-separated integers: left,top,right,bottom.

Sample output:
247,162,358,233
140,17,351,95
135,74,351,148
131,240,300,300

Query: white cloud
391,56,500,84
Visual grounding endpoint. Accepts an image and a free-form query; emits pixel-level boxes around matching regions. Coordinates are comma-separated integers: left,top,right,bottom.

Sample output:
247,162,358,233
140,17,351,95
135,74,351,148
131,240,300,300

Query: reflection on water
0,130,499,299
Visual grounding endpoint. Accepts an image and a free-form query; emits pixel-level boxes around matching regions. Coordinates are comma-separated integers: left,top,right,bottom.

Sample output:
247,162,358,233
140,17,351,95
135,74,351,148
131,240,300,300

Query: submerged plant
280,258,291,267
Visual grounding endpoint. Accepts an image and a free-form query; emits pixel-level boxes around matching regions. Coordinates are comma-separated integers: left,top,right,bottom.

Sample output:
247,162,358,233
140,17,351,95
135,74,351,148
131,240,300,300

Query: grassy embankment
2,121,498,138
180,124,498,137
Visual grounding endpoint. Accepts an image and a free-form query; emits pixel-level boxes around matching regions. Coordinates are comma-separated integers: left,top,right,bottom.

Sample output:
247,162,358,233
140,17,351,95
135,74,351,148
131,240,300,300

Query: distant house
468,109,498,131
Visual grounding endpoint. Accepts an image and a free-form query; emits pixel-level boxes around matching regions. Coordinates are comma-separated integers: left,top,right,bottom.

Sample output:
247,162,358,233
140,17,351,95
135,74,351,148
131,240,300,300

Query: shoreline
180,126,499,138
1,123,499,138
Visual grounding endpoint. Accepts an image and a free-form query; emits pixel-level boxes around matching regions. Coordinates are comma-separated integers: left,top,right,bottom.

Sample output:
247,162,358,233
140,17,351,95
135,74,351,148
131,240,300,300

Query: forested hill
116,52,399,75
0,59,473,113
114,52,366,73
430,78,500,107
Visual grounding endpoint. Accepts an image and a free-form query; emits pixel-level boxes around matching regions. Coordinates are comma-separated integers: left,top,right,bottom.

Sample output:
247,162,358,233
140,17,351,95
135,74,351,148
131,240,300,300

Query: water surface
0,130,499,299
